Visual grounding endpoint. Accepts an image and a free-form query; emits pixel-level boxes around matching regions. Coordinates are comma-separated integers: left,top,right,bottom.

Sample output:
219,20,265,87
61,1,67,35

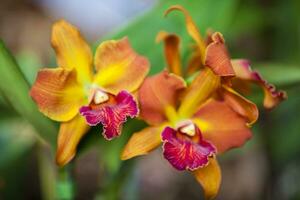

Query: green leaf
254,63,300,86
0,40,57,146
98,0,239,75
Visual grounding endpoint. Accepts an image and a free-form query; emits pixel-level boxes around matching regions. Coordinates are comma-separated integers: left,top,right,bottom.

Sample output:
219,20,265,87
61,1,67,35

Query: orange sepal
156,31,182,76
164,5,206,59
193,158,221,200
51,20,93,83
56,114,90,166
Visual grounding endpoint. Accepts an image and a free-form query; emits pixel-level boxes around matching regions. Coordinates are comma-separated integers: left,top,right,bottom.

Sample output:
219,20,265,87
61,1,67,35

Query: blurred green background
0,0,300,199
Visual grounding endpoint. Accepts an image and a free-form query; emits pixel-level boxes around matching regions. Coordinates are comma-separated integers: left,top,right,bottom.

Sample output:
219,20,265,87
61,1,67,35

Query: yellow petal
165,5,206,62
193,158,221,200
121,125,165,160
56,114,90,166
221,86,258,126
93,37,149,94
52,20,93,84
156,31,182,76
30,68,86,122
178,68,220,118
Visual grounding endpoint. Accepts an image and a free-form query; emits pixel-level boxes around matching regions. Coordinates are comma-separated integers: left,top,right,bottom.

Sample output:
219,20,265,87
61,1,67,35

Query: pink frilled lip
161,125,216,171
79,90,138,140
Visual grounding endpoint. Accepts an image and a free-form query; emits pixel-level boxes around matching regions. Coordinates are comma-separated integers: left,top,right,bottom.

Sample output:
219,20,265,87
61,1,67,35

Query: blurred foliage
0,0,300,199
0,41,57,146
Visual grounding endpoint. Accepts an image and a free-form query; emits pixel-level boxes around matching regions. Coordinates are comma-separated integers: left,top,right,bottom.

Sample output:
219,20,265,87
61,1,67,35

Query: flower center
180,123,196,137
88,87,109,105
176,120,196,137
94,90,109,104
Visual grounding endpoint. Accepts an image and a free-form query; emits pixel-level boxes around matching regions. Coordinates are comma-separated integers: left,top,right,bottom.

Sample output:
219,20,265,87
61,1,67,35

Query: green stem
37,143,57,200
96,160,136,200
57,165,75,200
0,40,57,146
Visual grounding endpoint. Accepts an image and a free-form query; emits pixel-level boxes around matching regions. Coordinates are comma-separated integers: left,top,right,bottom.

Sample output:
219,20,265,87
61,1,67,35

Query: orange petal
93,37,149,94
194,99,252,153
193,158,221,200
156,31,182,76
30,68,86,122
139,70,186,125
51,20,93,83
56,114,90,166
221,86,258,126
204,32,235,77
178,68,220,118
121,125,164,160
231,59,287,109
165,5,206,61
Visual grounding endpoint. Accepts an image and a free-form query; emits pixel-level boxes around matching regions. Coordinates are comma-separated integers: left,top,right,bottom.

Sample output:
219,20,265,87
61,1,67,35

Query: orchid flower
30,20,149,166
121,5,286,200
158,5,286,112
121,69,250,199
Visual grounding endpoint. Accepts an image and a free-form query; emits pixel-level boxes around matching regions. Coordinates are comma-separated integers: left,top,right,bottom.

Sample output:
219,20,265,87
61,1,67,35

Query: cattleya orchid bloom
121,5,286,200
158,5,286,111
30,20,149,166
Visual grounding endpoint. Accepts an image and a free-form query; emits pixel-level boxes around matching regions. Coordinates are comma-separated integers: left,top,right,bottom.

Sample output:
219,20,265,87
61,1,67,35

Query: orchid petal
204,32,235,77
56,114,90,166
139,71,186,125
80,91,138,140
193,158,221,200
30,68,86,122
178,68,220,118
156,31,182,76
231,59,287,109
93,37,149,95
121,125,165,160
194,99,252,153
165,5,206,60
221,86,258,125
51,20,93,83
162,126,216,171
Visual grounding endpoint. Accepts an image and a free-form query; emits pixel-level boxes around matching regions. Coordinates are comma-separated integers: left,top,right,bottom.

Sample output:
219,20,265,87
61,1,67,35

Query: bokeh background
0,0,300,199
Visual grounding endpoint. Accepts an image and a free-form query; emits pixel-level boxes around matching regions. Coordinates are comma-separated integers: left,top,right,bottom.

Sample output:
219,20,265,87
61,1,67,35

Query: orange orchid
159,5,286,112
121,69,251,200
121,5,286,200
30,20,149,166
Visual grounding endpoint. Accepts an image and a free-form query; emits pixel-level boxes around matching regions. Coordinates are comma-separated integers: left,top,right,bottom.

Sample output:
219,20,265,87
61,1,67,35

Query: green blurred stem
37,143,57,200
0,40,57,146
38,143,75,200
97,160,136,200
57,166,75,200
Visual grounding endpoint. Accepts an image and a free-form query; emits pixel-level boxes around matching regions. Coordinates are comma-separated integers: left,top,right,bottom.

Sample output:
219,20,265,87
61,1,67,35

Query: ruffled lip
80,90,138,140
161,125,216,171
